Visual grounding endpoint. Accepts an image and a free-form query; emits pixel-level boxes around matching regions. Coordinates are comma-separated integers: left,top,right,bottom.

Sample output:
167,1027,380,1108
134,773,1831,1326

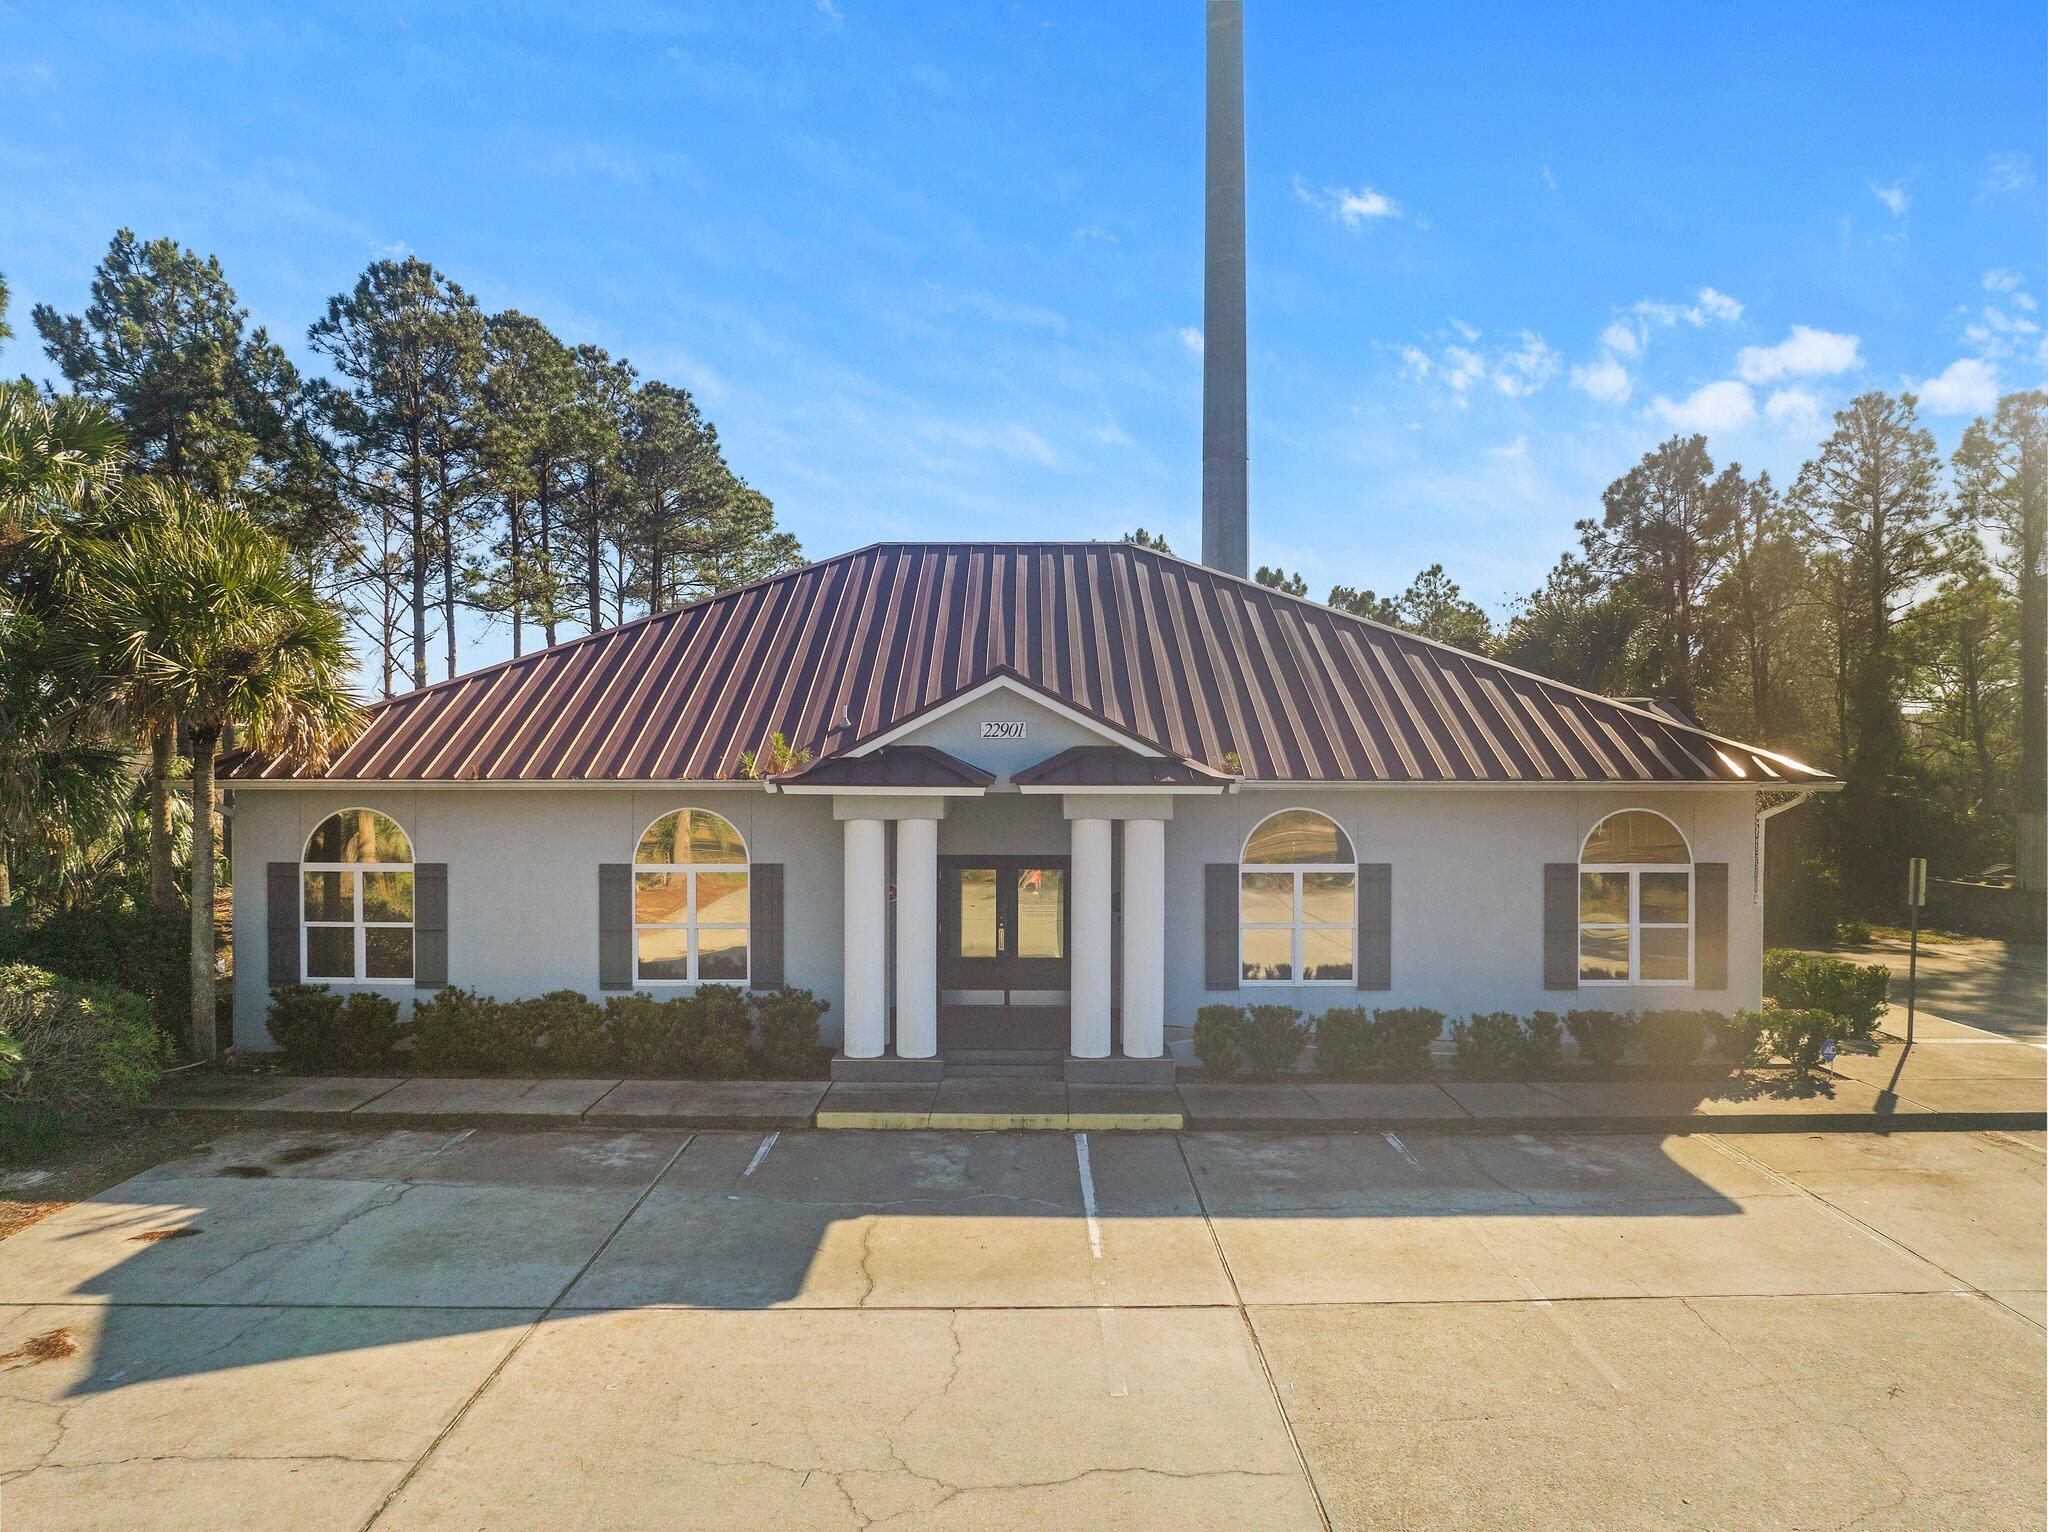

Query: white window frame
632,810,751,986
1239,808,1357,987
1578,810,1693,987
300,809,415,984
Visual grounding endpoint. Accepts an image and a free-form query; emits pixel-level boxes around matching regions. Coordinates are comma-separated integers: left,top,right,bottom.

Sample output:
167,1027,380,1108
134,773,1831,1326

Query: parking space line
741,1131,779,1178
1074,1132,1103,1259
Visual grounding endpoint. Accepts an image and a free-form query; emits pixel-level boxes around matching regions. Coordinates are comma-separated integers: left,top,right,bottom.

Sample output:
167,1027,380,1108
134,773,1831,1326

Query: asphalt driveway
1,1125,2042,1530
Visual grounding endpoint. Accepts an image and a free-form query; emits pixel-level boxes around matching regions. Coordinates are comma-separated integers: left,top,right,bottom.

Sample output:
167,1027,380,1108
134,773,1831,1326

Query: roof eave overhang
772,784,990,798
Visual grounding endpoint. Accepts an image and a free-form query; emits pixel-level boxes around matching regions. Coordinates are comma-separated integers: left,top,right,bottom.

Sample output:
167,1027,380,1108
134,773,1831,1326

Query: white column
841,817,887,1058
1120,817,1166,1058
894,817,938,1059
1069,816,1113,1058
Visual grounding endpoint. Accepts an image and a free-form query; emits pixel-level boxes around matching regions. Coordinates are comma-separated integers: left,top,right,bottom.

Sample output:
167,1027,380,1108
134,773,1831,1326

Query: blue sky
3,1,2042,666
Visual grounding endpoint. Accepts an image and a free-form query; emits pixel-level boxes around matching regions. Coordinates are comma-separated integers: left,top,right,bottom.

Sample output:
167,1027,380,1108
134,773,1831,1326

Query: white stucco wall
229,782,841,1050
228,684,1767,1050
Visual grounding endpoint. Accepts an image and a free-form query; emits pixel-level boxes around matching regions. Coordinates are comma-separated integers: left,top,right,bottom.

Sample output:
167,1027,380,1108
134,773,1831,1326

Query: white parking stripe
742,1131,779,1177
1075,1131,1103,1258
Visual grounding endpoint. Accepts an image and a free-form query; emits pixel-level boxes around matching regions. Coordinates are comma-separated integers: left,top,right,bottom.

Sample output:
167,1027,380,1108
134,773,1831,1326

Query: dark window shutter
751,863,784,988
1205,863,1239,990
1356,862,1392,990
267,862,299,987
414,863,448,988
1694,862,1729,988
598,863,633,990
1543,862,1578,990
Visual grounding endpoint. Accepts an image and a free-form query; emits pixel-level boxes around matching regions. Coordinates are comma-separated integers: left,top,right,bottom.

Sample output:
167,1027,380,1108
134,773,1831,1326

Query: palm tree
0,391,130,909
71,489,360,1059
0,390,126,559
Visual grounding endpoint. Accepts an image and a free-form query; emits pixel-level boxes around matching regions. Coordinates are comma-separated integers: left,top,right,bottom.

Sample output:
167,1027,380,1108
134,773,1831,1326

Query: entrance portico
781,732,1229,1084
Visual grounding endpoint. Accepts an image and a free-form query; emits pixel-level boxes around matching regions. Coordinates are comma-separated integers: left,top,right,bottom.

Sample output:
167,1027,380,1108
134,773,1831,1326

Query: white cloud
1178,326,1204,357
1763,388,1823,432
1293,175,1404,228
1982,152,2034,196
1599,321,1640,358
1598,288,1743,360
1401,327,1557,403
1735,325,1862,383
1918,357,1999,415
1871,180,1910,215
1649,380,1757,433
816,0,843,19
1488,435,1529,459
1694,287,1744,322
1984,268,2023,293
1072,225,1118,244
1572,357,1633,405
1493,332,1560,396
1538,165,1558,191
1441,346,1488,393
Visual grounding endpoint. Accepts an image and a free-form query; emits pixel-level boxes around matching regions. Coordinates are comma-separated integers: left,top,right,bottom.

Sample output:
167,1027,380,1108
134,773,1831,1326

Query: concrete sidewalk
154,1033,2046,1136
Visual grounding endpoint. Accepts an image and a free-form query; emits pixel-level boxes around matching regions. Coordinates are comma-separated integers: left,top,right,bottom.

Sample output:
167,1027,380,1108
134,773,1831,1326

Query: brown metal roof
777,745,994,790
224,542,1834,786
1011,745,1233,789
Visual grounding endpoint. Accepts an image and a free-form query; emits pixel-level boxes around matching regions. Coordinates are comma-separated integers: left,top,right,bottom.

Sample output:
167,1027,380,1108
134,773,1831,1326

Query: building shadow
0,1118,1782,1400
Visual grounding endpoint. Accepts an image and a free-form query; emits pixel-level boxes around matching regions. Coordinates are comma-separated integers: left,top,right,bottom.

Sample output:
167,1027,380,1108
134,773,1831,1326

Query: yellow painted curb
816,1111,1183,1131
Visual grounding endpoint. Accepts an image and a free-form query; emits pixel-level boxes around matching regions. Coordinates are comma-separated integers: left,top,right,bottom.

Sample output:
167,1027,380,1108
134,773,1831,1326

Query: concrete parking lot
1,1124,2042,1530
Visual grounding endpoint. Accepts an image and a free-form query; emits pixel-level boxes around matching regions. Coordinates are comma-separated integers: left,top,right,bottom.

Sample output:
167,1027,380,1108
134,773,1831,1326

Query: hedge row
1194,1000,1862,1080
266,984,830,1078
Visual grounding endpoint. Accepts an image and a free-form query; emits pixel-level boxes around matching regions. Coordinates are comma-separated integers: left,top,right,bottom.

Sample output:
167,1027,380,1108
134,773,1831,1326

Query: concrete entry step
944,1049,1063,1080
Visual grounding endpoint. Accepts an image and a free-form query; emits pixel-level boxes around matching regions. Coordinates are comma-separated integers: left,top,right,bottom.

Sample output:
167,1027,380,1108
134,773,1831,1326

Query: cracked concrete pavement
0,1124,2041,1529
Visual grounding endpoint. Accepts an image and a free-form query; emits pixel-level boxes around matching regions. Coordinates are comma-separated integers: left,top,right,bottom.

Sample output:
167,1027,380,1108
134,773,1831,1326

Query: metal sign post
1904,857,1927,1045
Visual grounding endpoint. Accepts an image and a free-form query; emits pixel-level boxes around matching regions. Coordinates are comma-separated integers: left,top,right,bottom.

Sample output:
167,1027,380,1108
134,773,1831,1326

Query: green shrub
1368,1008,1445,1074
1449,1011,1525,1077
0,904,192,1048
682,985,751,1078
411,987,536,1073
1318,1007,1445,1077
1763,950,1888,1040
1521,1010,1563,1073
1638,1008,1716,1067
1239,1003,1307,1076
518,990,610,1072
604,993,680,1074
265,985,402,1071
607,989,750,1077
755,987,829,1075
1729,1004,1838,1072
1564,1009,1635,1067
1193,1004,1245,1077
1833,919,1873,945
0,964,162,1123
1312,1007,1373,1077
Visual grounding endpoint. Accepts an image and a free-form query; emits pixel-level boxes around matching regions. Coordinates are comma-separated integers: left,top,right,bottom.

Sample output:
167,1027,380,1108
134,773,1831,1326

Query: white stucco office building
226,541,1832,1082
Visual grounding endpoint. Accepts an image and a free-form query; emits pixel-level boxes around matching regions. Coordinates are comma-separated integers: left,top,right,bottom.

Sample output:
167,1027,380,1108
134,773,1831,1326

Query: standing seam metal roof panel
222,541,1836,786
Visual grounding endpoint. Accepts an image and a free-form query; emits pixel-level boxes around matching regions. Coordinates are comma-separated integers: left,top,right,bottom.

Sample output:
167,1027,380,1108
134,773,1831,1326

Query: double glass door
937,857,1070,993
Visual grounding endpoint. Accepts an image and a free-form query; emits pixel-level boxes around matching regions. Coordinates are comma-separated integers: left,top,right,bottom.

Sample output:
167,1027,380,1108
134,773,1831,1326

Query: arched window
302,809,414,982
1579,809,1691,984
634,809,750,983
1240,809,1356,984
